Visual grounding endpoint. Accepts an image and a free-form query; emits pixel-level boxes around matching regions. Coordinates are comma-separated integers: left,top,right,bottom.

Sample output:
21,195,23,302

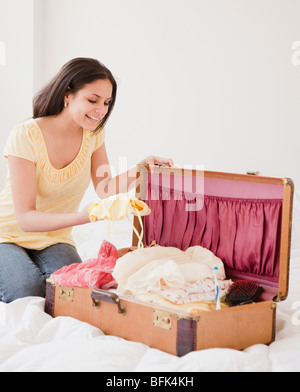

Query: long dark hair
33,58,117,132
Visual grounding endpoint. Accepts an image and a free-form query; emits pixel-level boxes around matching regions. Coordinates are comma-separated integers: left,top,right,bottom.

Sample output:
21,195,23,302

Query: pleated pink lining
143,174,283,293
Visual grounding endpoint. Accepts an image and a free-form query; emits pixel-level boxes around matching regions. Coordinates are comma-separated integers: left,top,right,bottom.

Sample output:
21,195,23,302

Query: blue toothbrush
213,266,221,310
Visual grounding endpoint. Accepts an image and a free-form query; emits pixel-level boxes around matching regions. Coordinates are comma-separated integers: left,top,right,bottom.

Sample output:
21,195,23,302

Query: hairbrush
225,280,263,306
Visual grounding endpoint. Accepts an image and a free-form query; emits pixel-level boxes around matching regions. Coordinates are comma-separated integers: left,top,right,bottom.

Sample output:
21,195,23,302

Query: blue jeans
0,243,82,303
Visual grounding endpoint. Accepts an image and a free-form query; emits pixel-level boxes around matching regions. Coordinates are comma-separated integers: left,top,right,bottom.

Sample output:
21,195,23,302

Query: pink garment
152,278,233,304
50,240,118,289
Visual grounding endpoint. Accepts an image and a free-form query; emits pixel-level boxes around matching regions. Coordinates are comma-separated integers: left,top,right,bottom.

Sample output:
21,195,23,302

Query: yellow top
88,194,151,249
0,119,105,250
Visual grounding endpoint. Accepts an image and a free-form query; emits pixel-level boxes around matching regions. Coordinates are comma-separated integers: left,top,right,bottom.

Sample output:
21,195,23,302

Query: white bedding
0,189,299,372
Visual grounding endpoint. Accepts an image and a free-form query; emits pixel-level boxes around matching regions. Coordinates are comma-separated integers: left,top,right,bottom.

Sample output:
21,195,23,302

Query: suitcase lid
133,165,294,302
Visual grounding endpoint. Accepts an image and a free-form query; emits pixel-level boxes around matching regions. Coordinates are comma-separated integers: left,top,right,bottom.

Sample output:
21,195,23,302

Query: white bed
0,187,299,372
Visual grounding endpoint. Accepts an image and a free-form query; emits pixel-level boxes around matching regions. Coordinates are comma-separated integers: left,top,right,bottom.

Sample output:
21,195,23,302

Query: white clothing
113,245,227,299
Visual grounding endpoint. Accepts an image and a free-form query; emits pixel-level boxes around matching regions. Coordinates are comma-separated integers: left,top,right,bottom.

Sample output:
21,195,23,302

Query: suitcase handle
91,289,125,314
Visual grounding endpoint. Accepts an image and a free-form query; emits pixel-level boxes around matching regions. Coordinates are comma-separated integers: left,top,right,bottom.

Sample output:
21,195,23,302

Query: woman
0,57,173,303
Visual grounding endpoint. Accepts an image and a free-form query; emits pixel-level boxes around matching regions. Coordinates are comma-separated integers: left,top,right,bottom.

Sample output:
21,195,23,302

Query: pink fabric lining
148,173,284,199
143,173,283,298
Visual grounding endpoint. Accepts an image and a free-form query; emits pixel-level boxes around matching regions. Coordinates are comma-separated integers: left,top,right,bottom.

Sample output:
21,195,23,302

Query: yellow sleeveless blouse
0,119,105,250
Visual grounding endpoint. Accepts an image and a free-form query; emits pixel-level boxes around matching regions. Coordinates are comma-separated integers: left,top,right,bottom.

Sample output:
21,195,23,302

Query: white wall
1,0,300,189
0,0,34,188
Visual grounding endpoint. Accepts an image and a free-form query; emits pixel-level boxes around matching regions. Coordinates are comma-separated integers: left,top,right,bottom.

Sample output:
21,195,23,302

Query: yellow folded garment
88,194,151,249
88,194,151,221
132,292,229,313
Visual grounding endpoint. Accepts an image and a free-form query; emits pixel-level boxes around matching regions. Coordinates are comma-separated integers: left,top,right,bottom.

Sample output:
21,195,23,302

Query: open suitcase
45,165,294,356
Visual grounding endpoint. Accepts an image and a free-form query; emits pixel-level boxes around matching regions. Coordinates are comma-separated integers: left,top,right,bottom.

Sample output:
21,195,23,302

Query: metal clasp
247,171,260,176
59,286,74,302
153,310,172,330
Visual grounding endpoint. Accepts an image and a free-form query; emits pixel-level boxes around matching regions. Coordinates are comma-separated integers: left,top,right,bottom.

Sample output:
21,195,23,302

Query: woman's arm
8,156,90,232
91,143,137,199
91,143,174,199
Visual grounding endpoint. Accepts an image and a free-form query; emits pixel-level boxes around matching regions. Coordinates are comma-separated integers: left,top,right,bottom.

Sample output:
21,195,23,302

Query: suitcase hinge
273,292,284,303
271,303,277,310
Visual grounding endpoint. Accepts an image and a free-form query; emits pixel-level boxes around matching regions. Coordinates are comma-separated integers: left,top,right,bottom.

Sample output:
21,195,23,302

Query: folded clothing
113,245,232,304
133,292,229,313
50,240,118,290
151,278,233,304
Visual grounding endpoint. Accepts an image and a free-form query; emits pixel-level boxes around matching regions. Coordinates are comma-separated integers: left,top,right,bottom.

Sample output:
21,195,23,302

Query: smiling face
65,79,113,131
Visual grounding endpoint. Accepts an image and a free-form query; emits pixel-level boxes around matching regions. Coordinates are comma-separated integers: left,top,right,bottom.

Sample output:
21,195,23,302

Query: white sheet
0,188,299,372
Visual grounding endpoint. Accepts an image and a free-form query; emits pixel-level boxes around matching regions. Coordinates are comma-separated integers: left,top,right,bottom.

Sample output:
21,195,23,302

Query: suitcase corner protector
46,278,56,286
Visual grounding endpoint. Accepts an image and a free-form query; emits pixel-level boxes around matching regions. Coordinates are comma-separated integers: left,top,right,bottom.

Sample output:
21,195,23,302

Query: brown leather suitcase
45,165,294,356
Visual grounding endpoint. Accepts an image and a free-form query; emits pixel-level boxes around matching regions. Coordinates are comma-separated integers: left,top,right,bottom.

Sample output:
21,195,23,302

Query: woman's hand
138,156,174,168
78,204,93,224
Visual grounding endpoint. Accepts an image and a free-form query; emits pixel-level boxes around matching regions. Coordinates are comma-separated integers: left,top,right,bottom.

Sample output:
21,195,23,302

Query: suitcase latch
59,286,74,302
153,310,172,330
